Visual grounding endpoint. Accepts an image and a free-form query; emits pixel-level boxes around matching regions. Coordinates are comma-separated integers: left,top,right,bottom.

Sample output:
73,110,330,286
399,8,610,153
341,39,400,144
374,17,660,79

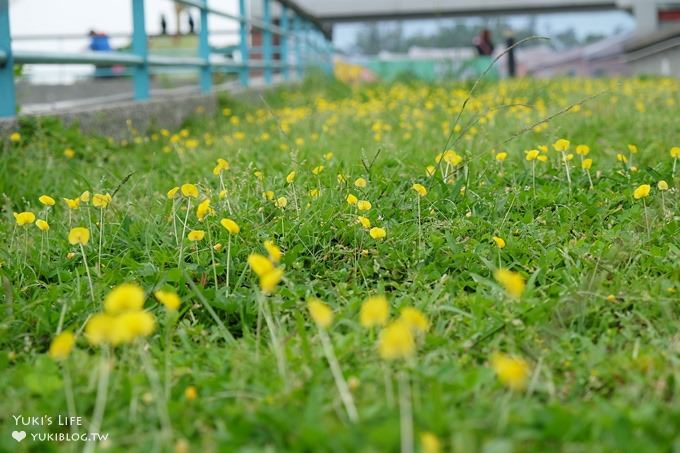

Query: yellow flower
312,165,324,175
220,218,240,234
68,227,90,245
399,307,429,333
39,195,56,206
108,310,155,345
264,240,282,262
633,184,651,200
354,177,367,188
378,320,415,360
337,174,347,184
495,152,508,161
412,183,428,197
627,144,638,154
14,211,35,226
63,197,80,209
575,144,590,156
357,216,371,229
10,132,21,142
671,147,680,158
80,191,90,203
187,230,205,241
259,267,283,294
181,183,199,198
492,236,506,249
167,187,179,199
263,190,274,201
309,188,320,198
360,295,389,327
92,193,112,209
48,332,75,360
616,153,628,163
104,282,145,314
658,180,669,191
154,290,181,311
185,385,198,401
307,298,333,328
286,171,296,184
425,165,436,177
491,352,530,391
63,148,75,158
214,243,223,251
212,158,230,175
254,170,264,180
420,432,441,453
248,253,274,277
85,313,114,345
346,193,358,205
582,158,593,170
219,190,227,199
494,268,525,298
357,200,372,211
36,219,49,231
553,138,570,152
369,227,386,240
275,196,288,208
525,149,539,161
440,150,463,166
324,152,334,161
196,199,214,221
537,155,548,162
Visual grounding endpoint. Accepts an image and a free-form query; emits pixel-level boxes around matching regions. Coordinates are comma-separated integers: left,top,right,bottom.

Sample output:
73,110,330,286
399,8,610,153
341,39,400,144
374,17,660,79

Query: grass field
1,76,679,452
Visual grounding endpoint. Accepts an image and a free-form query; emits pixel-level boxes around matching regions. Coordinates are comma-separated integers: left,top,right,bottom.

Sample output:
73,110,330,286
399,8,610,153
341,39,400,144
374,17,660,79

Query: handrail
0,0,335,118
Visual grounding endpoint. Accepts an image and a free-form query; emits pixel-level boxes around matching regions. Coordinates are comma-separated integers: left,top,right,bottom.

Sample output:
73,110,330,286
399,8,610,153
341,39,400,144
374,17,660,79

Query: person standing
473,29,494,56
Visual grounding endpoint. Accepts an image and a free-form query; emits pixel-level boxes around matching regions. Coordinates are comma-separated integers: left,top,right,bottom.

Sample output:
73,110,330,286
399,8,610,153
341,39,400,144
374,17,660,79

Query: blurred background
6,0,680,111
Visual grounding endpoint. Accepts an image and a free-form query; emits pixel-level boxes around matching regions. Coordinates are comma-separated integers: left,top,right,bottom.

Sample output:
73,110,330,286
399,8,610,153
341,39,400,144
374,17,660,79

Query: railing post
0,0,16,118
280,4,289,81
238,0,249,87
198,0,211,92
262,0,272,85
131,0,150,101
294,15,302,79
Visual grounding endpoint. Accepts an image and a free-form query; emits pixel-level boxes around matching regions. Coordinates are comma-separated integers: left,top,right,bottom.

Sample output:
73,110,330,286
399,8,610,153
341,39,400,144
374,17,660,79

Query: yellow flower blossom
196,199,214,221
312,165,324,175
68,227,90,245
369,227,386,240
212,158,229,175
399,307,429,333
491,352,530,391
36,219,49,231
154,290,181,311
525,149,539,161
494,268,525,298
357,200,372,211
39,195,56,206
658,180,669,191
264,240,282,262
14,211,35,226
360,295,389,327
354,177,367,188
286,171,296,184
575,144,590,155
346,193,358,205
92,193,112,209
633,184,650,200
495,152,508,161
307,298,333,328
357,216,371,229
167,187,179,199
63,197,80,209
275,196,288,208
412,183,428,197
104,283,145,314
187,230,205,241
378,320,415,360
553,138,570,152
582,158,593,170
220,218,240,234
492,236,506,249
48,332,75,360
181,183,199,198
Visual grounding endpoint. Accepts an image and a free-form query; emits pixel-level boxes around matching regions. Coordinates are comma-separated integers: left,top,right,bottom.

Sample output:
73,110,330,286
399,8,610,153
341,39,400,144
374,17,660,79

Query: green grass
0,76,679,452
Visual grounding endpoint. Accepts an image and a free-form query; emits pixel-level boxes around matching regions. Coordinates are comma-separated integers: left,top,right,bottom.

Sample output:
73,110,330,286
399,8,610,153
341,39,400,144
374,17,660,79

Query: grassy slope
0,76,679,452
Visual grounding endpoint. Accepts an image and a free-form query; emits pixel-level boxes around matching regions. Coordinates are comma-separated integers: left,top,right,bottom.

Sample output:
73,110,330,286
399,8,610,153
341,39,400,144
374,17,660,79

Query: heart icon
11,431,26,442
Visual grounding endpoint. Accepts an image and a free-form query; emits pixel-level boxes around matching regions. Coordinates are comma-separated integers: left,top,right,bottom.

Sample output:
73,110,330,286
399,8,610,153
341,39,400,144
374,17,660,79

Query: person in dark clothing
188,14,195,34
473,28,494,56
161,14,168,35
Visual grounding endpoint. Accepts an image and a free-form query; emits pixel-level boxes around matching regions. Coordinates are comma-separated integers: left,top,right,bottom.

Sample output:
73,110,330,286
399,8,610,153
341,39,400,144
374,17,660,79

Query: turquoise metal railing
0,0,333,118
